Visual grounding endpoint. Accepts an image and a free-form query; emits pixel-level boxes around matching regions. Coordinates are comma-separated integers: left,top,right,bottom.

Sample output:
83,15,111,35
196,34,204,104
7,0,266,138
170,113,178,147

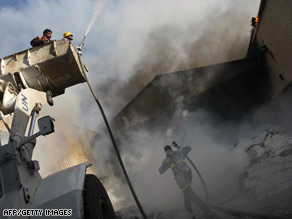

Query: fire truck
0,40,115,218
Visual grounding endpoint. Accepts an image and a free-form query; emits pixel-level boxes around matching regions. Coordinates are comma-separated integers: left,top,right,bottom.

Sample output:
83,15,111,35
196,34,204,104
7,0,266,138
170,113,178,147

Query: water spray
77,0,148,218
77,0,107,53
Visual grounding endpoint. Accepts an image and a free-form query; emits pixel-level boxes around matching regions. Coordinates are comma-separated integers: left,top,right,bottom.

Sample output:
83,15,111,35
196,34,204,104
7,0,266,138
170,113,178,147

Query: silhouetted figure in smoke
159,143,219,219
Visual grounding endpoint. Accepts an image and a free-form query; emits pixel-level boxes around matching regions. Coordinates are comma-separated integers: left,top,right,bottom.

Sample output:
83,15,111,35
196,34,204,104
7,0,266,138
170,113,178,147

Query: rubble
224,130,292,218
237,131,292,199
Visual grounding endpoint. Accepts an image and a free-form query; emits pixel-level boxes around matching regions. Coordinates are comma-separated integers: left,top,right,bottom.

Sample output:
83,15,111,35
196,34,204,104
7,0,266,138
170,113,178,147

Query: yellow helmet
63,32,73,37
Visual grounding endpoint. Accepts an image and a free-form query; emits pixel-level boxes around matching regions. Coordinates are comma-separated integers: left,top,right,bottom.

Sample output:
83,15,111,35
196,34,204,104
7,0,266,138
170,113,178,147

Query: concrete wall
113,59,259,131
248,0,292,98
112,0,292,132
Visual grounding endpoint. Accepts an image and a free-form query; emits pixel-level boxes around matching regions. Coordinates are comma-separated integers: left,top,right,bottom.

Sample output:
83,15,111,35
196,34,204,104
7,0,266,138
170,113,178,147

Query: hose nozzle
76,44,84,55
172,141,178,148
76,36,86,55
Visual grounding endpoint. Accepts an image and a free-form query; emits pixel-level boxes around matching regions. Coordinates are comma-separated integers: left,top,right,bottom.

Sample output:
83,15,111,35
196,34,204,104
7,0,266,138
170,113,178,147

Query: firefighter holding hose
159,141,219,219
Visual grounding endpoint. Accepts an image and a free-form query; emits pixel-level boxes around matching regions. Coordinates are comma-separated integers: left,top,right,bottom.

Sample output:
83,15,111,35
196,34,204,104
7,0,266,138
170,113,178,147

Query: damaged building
0,0,289,218
108,0,292,218
112,0,292,133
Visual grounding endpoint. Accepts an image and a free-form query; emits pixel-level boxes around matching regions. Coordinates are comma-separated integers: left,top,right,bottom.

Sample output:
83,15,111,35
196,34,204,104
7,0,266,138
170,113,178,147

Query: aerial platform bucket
0,40,87,97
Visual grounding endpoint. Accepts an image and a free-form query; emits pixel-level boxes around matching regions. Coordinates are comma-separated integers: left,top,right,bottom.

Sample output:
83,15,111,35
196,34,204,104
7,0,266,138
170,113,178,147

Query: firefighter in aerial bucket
159,142,219,219
62,32,74,41
30,29,53,47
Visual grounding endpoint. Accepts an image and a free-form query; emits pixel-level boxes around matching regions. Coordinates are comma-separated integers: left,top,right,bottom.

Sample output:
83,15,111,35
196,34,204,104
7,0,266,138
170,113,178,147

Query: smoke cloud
0,0,260,130
78,0,261,130
0,0,267,216
89,108,263,214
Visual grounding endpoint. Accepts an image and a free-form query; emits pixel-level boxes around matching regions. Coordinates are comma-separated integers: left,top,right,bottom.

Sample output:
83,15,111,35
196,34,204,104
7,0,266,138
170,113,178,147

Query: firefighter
30,29,52,47
159,143,219,219
63,32,73,41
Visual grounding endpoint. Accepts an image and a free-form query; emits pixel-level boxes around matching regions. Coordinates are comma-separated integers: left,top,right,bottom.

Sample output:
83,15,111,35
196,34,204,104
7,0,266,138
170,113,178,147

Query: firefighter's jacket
159,146,192,190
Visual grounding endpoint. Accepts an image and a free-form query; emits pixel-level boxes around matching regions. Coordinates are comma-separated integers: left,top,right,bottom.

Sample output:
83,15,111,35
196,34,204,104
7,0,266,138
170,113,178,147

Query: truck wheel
83,174,116,219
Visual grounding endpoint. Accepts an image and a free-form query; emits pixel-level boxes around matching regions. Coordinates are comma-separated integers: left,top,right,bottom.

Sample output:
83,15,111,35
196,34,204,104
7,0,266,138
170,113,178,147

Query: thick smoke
252,85,292,135
0,0,261,130
79,1,263,211
79,0,261,130
44,0,262,212
90,108,262,214
0,0,265,216
32,93,84,176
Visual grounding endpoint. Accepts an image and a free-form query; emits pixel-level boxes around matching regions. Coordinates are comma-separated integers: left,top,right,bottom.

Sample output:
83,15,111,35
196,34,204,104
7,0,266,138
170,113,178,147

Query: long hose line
185,155,209,203
78,55,148,219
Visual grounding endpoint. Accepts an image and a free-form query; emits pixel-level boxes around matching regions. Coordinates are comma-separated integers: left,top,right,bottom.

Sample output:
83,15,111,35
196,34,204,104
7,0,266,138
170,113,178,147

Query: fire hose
77,52,148,219
76,2,147,214
185,155,209,202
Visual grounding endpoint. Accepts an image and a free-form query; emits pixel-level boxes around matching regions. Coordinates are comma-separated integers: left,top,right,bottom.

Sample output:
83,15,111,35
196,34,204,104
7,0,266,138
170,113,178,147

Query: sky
0,0,262,213
0,0,27,8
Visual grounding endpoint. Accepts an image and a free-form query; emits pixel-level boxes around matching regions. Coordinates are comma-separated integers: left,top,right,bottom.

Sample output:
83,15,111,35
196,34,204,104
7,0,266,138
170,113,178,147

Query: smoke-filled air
0,0,269,217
